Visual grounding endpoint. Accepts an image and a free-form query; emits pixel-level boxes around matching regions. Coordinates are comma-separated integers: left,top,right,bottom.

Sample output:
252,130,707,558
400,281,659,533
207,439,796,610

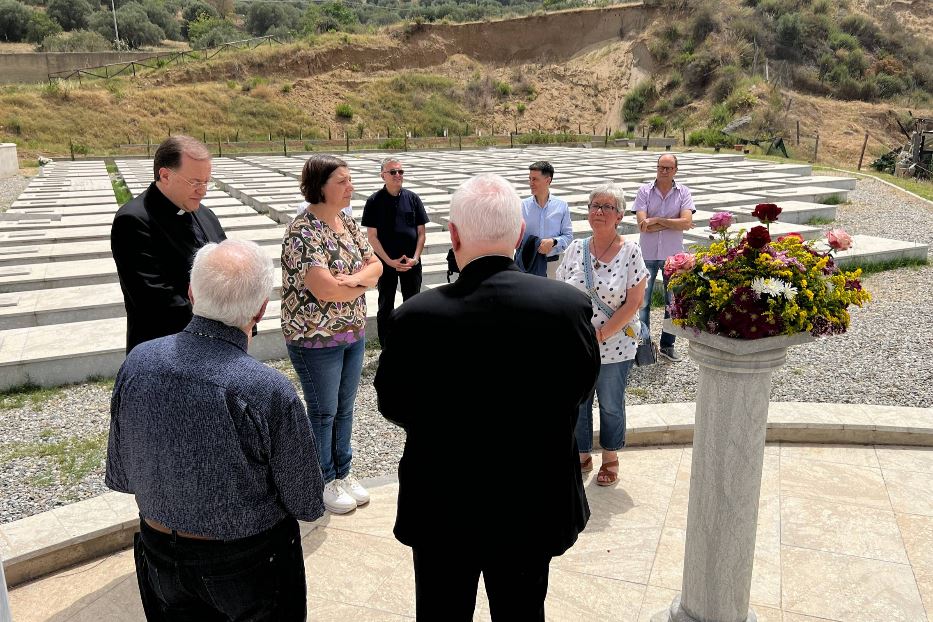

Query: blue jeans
576,359,634,453
639,259,675,349
287,339,365,483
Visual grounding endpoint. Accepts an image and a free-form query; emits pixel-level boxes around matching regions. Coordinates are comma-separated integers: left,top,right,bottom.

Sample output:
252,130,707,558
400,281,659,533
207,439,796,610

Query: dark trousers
134,517,306,622
412,546,552,622
376,261,422,346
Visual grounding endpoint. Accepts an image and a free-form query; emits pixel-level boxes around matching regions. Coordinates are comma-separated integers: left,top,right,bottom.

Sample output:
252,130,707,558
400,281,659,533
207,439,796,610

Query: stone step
0,204,261,233
0,292,403,391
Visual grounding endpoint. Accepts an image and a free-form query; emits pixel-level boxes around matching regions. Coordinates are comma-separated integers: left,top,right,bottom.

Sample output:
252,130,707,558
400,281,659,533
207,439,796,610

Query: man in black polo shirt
362,156,429,347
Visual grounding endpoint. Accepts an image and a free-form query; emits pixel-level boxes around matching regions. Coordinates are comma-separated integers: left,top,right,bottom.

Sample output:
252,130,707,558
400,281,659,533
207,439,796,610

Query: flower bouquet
663,204,871,339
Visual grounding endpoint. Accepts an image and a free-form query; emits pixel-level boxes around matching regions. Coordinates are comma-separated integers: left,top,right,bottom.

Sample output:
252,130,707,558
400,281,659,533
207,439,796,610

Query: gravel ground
0,174,31,212
1,176,931,524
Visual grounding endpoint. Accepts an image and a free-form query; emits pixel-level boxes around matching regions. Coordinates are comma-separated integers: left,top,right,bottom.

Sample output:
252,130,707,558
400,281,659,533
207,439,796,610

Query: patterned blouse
281,210,373,348
557,238,647,364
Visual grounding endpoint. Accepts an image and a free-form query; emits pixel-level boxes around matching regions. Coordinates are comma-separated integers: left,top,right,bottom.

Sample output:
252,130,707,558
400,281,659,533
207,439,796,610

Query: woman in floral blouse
557,183,647,487
281,155,382,515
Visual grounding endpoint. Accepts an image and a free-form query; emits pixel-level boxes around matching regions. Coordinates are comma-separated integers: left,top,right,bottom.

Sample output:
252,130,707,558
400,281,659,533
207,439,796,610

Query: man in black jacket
111,136,227,353
375,173,600,621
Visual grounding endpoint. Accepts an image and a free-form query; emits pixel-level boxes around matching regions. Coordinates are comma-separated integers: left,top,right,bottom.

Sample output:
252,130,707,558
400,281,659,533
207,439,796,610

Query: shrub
47,0,94,30
188,16,241,48
0,0,31,42
666,70,683,90
845,49,868,78
687,128,732,148
710,65,742,103
335,103,353,119
709,103,732,128
41,29,111,51
775,12,803,57
672,91,691,107
246,1,300,36
622,80,657,123
874,73,905,98
280,82,293,94
828,31,859,51
840,13,880,49
725,88,758,113
89,3,165,49
648,115,667,133
380,138,405,150
516,102,526,114
811,0,831,14
684,51,718,94
494,80,511,97
26,11,62,44
690,5,717,43
142,0,181,40
182,0,218,38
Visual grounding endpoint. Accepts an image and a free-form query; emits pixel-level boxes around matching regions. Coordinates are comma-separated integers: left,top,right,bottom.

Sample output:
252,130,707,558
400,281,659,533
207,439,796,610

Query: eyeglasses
384,169,404,176
657,166,675,172
172,171,213,191
588,203,619,213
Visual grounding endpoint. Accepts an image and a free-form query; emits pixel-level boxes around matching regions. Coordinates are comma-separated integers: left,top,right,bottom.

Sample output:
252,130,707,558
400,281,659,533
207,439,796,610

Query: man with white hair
106,239,324,621
375,174,600,621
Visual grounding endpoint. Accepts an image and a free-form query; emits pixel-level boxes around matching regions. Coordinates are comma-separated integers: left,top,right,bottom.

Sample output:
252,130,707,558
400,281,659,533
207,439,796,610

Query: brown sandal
596,460,619,486
580,455,593,473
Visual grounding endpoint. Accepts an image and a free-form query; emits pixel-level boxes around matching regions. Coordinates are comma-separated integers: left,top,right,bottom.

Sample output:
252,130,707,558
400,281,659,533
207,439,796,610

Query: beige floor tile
781,545,925,621
637,585,679,622
877,445,933,474
583,469,675,530
780,443,881,469
302,527,410,606
782,613,841,621
544,567,645,621
613,446,685,484
752,497,782,608
750,604,784,622
552,523,662,585
59,575,145,622
883,467,933,516
8,549,137,622
781,496,908,563
322,483,399,540
780,458,890,510
647,527,684,591
308,596,413,621
662,465,690,531
896,513,933,619
365,553,415,618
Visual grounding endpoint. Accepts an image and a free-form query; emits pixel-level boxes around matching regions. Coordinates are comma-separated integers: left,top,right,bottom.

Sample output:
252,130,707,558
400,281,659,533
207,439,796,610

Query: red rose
751,203,782,224
746,225,771,249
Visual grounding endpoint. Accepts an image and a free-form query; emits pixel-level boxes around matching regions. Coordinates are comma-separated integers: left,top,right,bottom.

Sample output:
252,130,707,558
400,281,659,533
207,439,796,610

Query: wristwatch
552,238,559,248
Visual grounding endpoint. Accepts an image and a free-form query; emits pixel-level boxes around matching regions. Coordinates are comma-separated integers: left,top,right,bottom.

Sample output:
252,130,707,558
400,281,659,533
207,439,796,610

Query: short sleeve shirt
557,238,648,363
361,187,429,259
281,210,373,348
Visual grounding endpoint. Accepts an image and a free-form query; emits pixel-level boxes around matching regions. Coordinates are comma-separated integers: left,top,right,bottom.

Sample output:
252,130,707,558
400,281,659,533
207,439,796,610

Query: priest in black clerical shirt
111,136,227,353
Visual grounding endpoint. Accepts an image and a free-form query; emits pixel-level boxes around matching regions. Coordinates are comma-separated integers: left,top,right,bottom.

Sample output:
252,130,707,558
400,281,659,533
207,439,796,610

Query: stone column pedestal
0,144,18,180
653,321,813,622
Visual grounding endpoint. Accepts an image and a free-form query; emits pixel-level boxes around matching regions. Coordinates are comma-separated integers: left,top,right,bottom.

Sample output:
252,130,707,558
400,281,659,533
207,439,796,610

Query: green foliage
302,1,359,35
0,0,32,42
493,80,511,97
516,102,526,114
182,0,219,38
246,1,300,37
690,4,717,43
141,0,180,40
839,13,880,49
26,10,62,44
335,102,353,119
648,114,666,133
1,431,108,486
622,80,657,124
89,3,165,49
514,131,585,145
874,73,905,98
709,103,732,128
687,128,732,148
41,29,111,51
710,65,742,103
47,0,93,31
725,87,758,113
775,12,803,55
187,15,241,48
379,137,405,149
828,31,859,51
683,51,718,94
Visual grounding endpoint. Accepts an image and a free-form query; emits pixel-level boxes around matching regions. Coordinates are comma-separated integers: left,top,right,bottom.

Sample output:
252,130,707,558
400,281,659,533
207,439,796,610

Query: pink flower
826,228,853,251
709,212,734,233
663,252,696,278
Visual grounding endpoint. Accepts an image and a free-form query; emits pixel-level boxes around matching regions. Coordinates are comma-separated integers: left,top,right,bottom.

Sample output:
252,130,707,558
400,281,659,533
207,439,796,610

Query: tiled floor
9,443,933,621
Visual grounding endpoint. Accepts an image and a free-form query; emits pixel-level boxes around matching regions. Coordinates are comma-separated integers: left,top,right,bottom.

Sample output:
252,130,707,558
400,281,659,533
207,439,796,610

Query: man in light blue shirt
521,161,572,278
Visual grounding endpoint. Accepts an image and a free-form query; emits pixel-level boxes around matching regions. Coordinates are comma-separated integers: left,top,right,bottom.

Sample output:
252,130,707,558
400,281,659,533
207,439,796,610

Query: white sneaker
323,480,357,514
337,474,370,505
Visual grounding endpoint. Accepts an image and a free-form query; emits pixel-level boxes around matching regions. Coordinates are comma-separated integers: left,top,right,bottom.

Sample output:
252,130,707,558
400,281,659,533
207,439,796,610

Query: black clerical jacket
111,183,227,353
375,255,600,557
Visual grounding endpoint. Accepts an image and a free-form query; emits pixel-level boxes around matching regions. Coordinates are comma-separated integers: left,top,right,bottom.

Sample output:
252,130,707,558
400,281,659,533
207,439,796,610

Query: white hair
588,183,627,213
380,156,401,171
190,239,274,328
448,173,523,245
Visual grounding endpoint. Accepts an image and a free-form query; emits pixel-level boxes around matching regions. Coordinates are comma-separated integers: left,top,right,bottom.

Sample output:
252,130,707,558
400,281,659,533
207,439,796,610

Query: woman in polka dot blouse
557,183,647,486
